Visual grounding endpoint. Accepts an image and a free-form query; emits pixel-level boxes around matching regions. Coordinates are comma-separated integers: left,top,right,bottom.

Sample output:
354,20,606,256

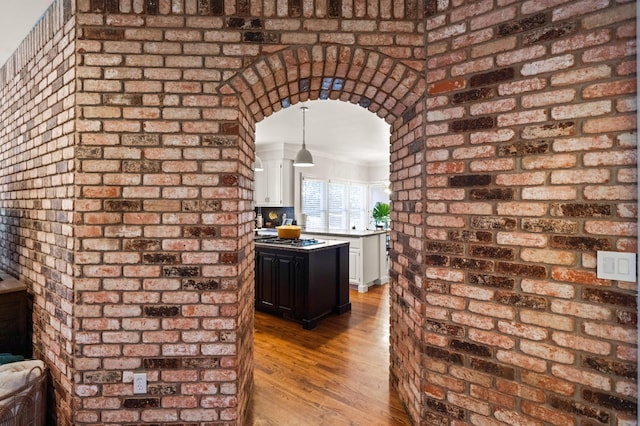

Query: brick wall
418,0,637,425
72,0,424,424
0,0,76,424
0,0,636,425
388,100,427,422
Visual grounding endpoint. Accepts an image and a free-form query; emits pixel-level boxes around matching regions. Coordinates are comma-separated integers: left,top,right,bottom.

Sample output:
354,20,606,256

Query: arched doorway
249,98,398,423
219,45,426,423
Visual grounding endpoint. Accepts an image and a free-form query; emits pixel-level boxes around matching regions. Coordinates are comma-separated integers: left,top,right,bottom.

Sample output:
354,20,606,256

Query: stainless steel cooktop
254,236,324,247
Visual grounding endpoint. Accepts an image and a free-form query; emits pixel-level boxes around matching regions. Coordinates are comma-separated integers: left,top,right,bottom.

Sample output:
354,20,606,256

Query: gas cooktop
254,236,324,247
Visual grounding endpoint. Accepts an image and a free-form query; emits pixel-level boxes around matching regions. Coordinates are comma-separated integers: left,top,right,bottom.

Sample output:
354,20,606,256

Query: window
302,178,367,230
302,179,326,229
328,182,347,229
349,184,367,230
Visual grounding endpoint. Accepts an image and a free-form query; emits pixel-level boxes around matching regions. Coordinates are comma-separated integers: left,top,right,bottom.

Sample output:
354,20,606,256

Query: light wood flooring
247,284,412,426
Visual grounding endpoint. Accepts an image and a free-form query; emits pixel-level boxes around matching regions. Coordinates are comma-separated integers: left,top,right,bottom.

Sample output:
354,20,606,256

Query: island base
255,242,351,330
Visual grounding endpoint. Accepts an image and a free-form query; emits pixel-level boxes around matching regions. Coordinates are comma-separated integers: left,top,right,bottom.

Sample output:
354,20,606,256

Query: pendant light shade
293,106,314,167
294,146,314,166
254,154,264,171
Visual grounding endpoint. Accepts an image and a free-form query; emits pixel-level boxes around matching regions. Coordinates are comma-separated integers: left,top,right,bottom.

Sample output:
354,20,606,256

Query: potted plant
372,202,390,229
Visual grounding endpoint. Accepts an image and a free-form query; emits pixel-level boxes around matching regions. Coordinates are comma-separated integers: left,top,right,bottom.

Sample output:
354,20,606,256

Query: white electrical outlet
133,372,147,394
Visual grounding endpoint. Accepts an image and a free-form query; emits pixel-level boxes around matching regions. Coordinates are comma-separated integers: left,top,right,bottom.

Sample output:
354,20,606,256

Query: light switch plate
597,251,637,282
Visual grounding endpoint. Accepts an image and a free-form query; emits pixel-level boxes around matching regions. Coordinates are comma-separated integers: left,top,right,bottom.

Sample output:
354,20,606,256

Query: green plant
372,202,390,228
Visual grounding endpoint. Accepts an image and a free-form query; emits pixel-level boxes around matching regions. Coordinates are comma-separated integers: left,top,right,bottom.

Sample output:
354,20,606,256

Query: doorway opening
223,44,426,424
248,99,402,423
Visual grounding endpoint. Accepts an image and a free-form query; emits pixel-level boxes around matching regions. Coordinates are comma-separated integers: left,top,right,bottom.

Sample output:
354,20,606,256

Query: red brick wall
388,99,427,422
72,0,424,424
73,0,253,418
0,0,636,425
419,0,637,425
0,1,76,424
237,98,256,423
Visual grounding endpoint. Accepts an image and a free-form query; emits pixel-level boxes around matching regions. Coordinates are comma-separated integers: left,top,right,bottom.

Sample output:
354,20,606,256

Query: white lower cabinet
349,248,361,285
302,231,388,292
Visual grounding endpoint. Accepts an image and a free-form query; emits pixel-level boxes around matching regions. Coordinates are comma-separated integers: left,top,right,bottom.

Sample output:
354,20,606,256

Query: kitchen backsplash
255,206,294,228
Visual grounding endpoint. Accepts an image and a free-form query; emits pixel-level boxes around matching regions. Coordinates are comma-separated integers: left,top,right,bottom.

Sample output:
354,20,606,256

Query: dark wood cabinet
255,250,302,316
0,277,32,358
255,242,351,329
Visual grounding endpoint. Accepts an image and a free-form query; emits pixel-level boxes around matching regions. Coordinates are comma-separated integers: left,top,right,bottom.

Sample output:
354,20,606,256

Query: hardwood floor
247,284,412,426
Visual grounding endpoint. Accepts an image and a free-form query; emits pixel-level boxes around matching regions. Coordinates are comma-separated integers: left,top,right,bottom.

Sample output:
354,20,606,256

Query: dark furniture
0,276,32,358
255,241,351,329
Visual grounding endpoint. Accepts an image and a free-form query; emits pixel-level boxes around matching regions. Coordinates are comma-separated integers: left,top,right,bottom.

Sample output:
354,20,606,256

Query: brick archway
222,45,424,123
220,44,427,423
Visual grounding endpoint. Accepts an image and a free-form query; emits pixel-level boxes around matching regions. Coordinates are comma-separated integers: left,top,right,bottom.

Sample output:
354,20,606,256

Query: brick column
421,0,637,424
74,1,253,422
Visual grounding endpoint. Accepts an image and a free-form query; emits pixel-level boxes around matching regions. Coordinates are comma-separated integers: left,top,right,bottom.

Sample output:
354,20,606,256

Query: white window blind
328,182,347,230
349,184,367,230
302,178,368,231
302,178,326,229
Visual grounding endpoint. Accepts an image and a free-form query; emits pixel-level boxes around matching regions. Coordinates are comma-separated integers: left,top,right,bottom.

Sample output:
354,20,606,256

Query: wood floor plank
247,284,412,426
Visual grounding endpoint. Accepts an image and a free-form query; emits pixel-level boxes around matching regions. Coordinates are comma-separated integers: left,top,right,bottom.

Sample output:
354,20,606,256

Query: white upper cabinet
255,159,293,207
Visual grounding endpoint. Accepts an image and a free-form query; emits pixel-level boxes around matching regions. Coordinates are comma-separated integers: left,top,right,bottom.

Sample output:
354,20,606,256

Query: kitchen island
254,237,351,329
301,228,389,293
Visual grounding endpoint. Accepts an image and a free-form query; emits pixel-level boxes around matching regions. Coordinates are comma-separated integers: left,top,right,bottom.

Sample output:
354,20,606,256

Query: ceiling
0,0,53,66
256,99,391,165
3,3,392,165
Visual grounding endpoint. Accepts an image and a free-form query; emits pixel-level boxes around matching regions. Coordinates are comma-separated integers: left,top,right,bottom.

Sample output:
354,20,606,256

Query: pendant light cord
301,106,308,149
293,105,313,167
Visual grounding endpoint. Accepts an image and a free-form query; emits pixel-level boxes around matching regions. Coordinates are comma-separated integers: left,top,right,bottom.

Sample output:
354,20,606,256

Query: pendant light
254,154,264,171
293,106,314,167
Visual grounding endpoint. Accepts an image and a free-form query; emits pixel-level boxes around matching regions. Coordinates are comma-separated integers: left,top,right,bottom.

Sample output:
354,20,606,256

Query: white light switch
619,259,629,274
597,251,637,282
604,257,615,273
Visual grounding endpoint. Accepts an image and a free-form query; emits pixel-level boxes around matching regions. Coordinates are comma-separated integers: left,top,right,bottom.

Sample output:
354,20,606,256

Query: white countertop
255,228,387,238
255,238,348,252
301,228,388,238
254,227,387,245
